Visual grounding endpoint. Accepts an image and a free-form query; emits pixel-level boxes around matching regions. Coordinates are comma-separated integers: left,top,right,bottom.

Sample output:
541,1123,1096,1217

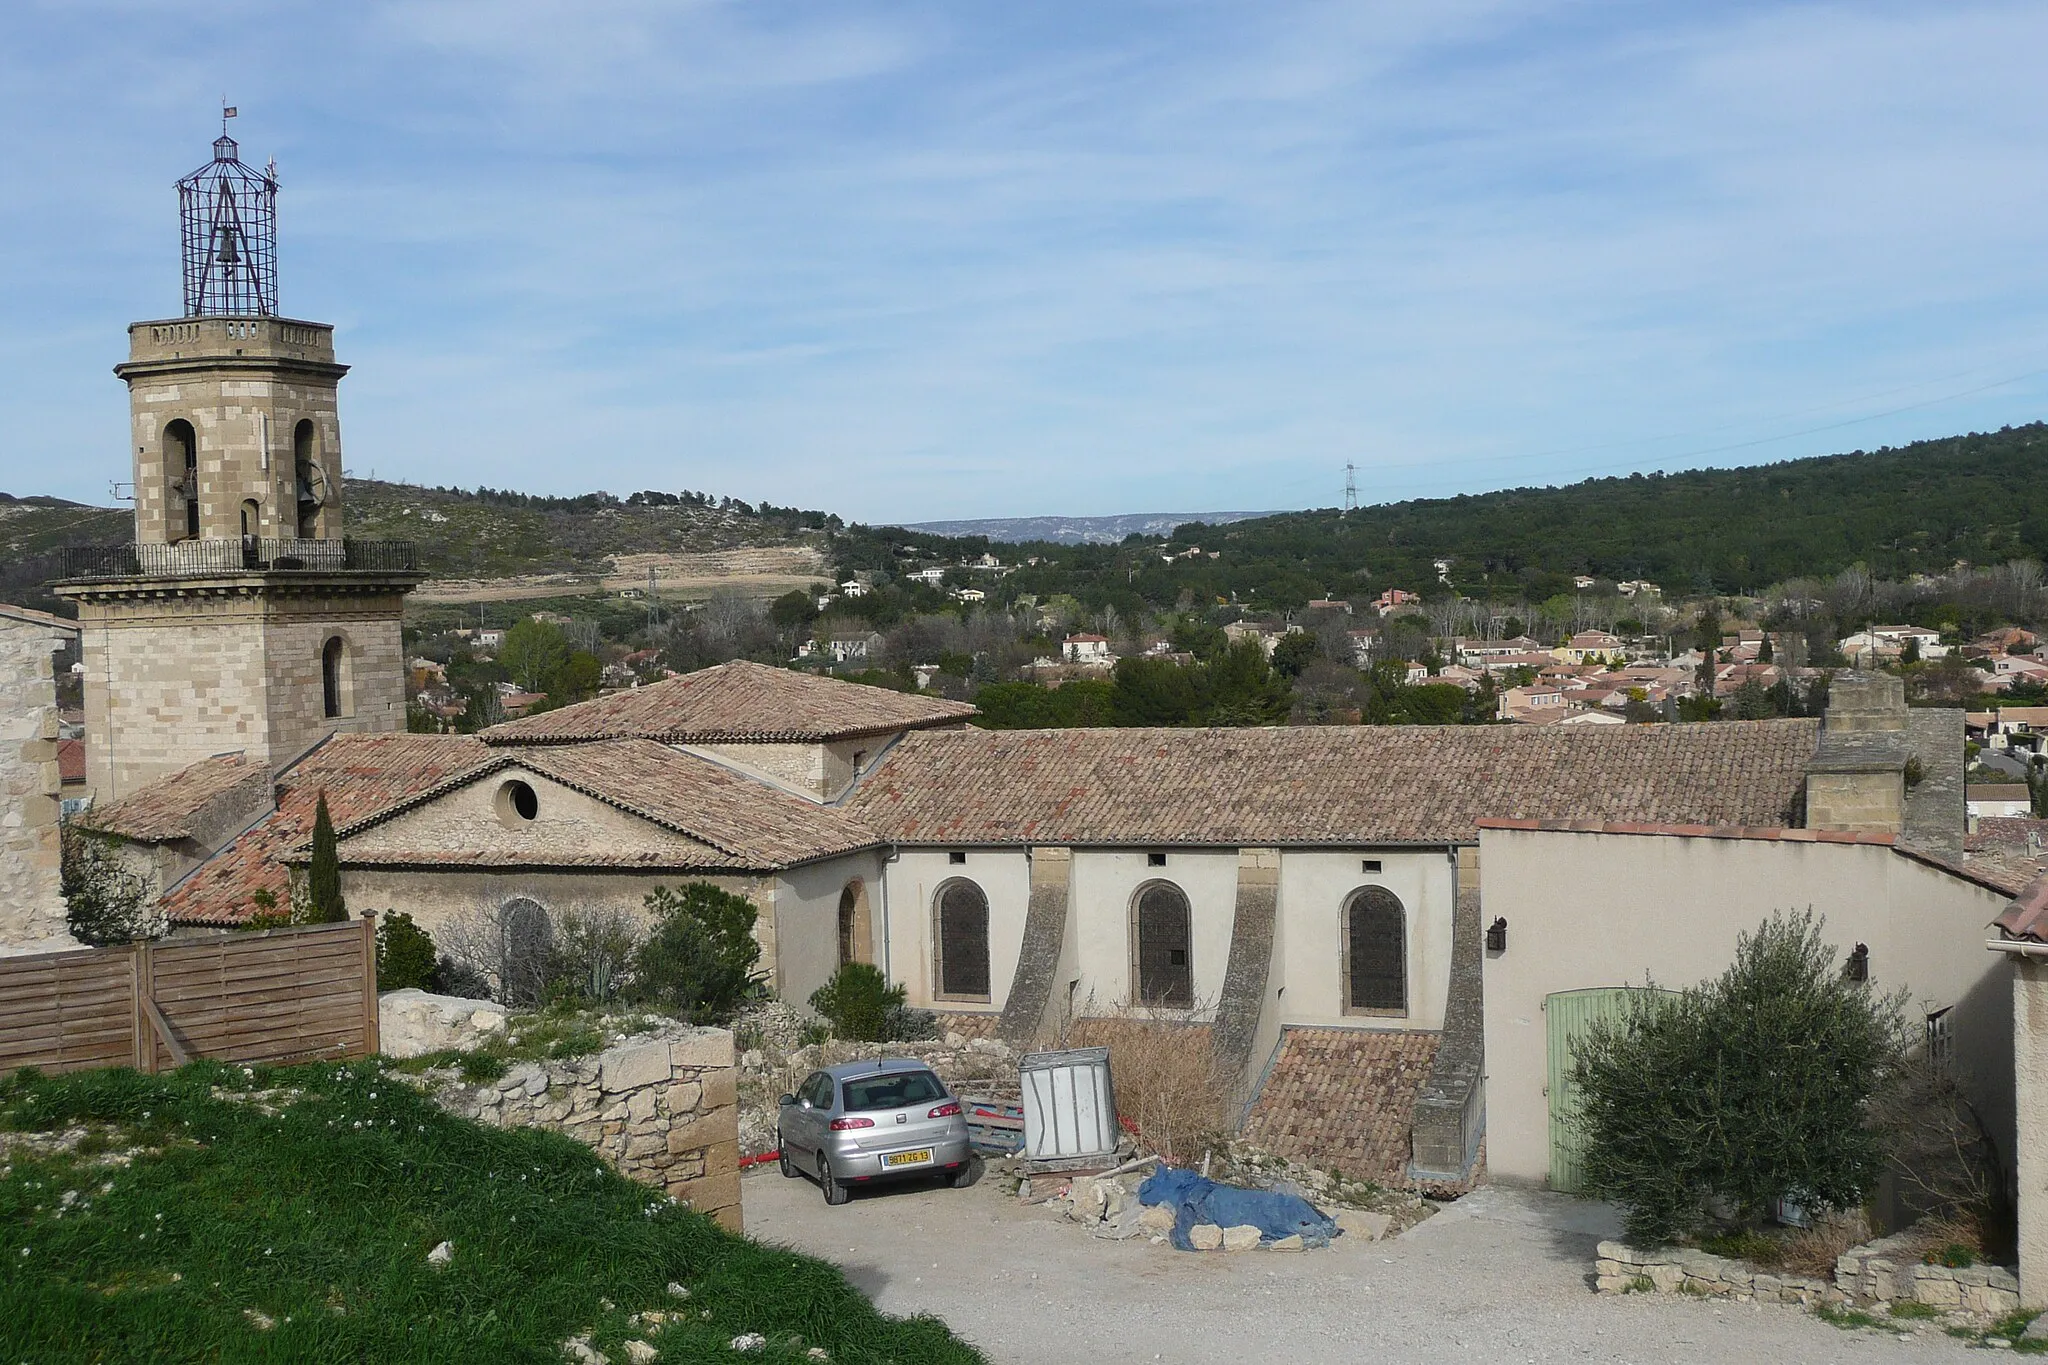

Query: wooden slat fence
0,915,379,1077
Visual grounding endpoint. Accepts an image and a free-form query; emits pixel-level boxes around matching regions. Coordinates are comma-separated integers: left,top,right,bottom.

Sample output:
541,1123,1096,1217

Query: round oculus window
496,778,539,825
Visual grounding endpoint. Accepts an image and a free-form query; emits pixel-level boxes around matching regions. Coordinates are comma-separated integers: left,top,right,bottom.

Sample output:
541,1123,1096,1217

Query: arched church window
934,879,990,1000
1132,881,1193,1008
165,419,198,540
1344,887,1407,1014
321,636,346,719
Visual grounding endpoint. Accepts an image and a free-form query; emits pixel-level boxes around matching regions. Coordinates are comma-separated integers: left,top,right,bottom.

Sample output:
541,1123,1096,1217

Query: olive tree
1571,911,1910,1245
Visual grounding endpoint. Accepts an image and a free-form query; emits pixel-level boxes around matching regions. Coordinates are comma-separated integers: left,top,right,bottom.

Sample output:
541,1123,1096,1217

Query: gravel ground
744,1170,1984,1364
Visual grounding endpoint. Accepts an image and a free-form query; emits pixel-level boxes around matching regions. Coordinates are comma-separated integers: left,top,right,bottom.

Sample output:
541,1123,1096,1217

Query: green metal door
1545,987,1674,1193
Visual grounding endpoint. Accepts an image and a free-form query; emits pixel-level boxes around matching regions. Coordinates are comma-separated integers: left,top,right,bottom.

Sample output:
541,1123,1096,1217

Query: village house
1372,589,1420,617
1553,630,1624,665
1061,633,1114,665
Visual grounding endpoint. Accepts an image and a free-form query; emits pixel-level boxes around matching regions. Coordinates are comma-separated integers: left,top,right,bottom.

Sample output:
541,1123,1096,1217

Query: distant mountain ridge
896,510,1278,545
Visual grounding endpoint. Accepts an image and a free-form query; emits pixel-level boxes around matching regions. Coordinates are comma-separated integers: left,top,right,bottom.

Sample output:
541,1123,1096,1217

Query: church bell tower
54,114,422,800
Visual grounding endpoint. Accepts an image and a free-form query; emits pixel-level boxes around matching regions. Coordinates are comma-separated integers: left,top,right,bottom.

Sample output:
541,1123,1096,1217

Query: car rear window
841,1071,945,1112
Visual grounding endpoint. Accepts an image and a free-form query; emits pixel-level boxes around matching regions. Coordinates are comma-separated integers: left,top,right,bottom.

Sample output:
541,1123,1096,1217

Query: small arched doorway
499,898,553,1006
836,879,872,967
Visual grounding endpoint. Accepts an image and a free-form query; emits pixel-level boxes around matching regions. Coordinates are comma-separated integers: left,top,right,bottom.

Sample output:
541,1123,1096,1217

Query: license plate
884,1148,933,1168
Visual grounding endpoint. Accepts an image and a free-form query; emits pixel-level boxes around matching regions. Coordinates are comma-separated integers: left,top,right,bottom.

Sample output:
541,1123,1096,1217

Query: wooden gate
1545,985,1674,1193
0,916,379,1077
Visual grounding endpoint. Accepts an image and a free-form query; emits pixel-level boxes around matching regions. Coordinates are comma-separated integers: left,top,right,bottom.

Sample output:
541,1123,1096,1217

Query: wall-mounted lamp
1486,917,1508,954
1844,943,1870,983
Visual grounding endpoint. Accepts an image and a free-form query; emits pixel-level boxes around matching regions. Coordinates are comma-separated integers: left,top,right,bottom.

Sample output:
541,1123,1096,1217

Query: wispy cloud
2,1,2044,521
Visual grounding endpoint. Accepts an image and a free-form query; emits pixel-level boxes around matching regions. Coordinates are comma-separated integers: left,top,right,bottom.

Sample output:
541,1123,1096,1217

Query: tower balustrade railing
59,538,418,580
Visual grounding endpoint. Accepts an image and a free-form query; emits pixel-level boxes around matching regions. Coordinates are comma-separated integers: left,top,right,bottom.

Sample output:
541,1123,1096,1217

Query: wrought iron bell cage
176,134,278,317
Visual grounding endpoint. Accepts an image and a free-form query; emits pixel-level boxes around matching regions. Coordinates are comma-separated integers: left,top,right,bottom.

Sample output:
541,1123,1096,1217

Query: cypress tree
308,792,346,923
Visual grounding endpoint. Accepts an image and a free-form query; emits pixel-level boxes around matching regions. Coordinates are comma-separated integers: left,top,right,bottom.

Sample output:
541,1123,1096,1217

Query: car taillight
830,1116,875,1131
928,1101,962,1118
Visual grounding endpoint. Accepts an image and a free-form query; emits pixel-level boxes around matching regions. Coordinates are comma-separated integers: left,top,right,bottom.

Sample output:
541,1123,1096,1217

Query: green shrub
809,963,907,1042
1572,910,1909,1246
60,825,161,945
1928,1243,1977,1269
376,912,438,992
1890,1300,1941,1320
1700,1228,1785,1268
544,909,642,1006
629,883,763,1025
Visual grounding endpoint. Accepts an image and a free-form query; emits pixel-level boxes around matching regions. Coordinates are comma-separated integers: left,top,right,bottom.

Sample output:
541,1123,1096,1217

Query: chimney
1804,672,1910,836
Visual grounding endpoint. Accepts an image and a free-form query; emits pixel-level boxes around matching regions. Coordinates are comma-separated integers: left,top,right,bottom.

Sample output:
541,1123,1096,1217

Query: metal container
1020,1046,1118,1160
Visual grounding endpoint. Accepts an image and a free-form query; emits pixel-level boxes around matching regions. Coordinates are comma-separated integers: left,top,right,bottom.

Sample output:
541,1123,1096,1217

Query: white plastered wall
1069,849,1240,1019
882,847,1031,1022
1478,828,2012,1187
772,850,887,1010
1273,849,1454,1030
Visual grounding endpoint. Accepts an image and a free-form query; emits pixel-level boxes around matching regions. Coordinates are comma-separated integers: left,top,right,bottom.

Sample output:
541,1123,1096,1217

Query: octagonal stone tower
53,122,421,801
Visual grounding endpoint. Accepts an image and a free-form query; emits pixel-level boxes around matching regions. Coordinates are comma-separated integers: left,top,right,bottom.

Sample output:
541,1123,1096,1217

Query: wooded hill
836,423,2048,610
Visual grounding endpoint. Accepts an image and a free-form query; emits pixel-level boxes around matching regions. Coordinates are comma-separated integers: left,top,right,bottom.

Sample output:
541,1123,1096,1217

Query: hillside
9,422,2048,615
900,509,1274,544
840,423,2048,609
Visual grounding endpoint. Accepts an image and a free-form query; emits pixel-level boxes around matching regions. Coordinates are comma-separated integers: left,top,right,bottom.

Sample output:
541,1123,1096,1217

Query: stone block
1189,1223,1223,1251
626,1090,658,1124
710,1204,743,1234
1139,1204,1176,1233
666,1109,735,1155
663,1081,702,1113
1913,1275,1963,1309
678,1171,741,1216
1597,1240,1638,1265
700,1070,737,1110
1969,1285,2022,1317
1268,1234,1304,1252
1646,1264,1684,1293
1337,1209,1393,1242
668,1029,734,1070
1221,1225,1261,1253
600,1041,672,1093
623,1132,667,1160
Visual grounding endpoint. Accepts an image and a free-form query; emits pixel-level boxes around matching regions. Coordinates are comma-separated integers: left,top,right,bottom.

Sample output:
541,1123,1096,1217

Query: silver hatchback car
777,1059,974,1204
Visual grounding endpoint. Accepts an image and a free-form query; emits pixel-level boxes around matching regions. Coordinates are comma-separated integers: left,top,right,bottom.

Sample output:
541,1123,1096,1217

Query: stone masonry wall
66,582,409,799
1596,1236,2021,1319
0,614,81,955
429,1024,742,1233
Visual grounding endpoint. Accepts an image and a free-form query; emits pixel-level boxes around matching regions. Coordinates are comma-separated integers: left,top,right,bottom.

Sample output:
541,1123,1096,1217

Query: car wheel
777,1136,799,1179
949,1159,977,1189
821,1157,851,1206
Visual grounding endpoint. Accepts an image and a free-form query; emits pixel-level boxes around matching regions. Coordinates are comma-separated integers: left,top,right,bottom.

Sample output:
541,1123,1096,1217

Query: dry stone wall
420,1020,742,1233
1596,1236,2021,1320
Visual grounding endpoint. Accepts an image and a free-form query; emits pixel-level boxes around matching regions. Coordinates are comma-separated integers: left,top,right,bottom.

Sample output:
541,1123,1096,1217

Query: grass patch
1698,1228,1785,1269
384,1005,660,1084
1625,1276,1654,1293
1888,1300,1940,1320
1815,1302,1883,1330
0,1061,981,1364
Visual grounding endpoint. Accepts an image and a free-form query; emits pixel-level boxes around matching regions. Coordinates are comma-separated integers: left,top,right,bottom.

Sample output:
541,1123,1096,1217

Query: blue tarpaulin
1137,1166,1340,1251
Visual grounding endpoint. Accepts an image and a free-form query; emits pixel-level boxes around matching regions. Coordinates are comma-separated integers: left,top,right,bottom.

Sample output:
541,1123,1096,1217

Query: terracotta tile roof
56,738,84,785
161,734,494,926
481,659,976,745
850,719,1820,847
82,754,266,843
1995,874,2048,943
1967,817,2048,901
1241,1027,1442,1185
327,739,881,872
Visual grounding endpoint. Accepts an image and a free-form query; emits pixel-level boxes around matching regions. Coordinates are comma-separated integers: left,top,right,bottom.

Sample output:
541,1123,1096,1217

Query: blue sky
3,1,2046,524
